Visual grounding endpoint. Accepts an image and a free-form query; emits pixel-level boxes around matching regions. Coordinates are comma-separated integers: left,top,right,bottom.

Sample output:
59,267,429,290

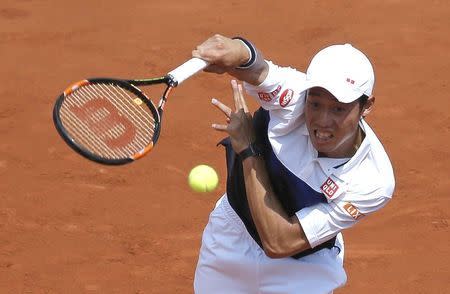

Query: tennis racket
53,57,208,165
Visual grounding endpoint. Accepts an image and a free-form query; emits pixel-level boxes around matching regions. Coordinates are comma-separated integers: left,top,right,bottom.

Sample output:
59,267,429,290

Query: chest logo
343,202,364,220
279,89,294,107
321,177,339,199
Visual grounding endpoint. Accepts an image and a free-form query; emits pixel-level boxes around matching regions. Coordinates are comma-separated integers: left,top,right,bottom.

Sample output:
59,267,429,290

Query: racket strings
63,85,152,158
84,85,153,152
59,82,157,159
78,83,154,152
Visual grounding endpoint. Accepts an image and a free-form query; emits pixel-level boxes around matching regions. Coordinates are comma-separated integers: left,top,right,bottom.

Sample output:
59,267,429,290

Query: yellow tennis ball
188,165,219,193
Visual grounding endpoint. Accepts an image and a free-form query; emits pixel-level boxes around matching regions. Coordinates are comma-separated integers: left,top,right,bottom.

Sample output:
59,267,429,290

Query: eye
333,106,345,113
307,100,320,109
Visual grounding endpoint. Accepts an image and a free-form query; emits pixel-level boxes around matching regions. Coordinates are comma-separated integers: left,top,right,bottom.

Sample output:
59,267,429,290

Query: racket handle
168,58,209,86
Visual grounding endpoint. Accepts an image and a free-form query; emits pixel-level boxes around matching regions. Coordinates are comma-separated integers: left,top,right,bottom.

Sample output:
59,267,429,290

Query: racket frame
53,77,172,165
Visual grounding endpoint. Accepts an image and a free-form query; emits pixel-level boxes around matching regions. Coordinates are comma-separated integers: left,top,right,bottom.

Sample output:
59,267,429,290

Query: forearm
242,156,310,258
227,44,269,86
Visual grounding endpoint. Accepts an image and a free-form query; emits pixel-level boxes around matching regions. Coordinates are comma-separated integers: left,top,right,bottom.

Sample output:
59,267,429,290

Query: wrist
232,37,257,69
238,142,262,161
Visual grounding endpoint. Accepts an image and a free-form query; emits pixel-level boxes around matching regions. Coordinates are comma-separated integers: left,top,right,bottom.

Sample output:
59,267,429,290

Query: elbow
257,216,310,258
261,239,306,259
265,251,284,259
262,242,286,259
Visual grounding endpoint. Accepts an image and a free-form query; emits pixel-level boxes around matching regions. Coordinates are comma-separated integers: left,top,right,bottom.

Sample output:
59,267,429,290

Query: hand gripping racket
53,58,208,165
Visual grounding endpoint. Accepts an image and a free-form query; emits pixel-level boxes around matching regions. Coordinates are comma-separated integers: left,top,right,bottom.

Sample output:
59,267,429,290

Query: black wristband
238,142,262,161
232,36,257,69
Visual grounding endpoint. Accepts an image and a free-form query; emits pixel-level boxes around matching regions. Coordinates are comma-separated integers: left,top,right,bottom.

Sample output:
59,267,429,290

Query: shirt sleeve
295,188,392,248
243,61,309,137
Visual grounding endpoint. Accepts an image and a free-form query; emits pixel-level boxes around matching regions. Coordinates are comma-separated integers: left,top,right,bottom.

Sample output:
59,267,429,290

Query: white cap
305,43,375,103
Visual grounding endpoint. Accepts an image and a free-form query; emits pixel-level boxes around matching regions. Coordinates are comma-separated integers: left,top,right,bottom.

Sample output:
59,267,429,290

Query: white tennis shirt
244,61,395,248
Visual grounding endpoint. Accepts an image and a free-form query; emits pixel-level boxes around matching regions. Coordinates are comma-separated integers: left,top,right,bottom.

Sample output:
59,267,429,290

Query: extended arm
192,34,269,85
199,34,312,257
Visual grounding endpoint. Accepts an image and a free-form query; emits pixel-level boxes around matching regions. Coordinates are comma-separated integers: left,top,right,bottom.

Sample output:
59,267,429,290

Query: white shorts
194,195,347,294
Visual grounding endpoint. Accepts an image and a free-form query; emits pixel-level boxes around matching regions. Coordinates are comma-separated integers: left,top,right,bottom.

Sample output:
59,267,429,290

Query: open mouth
314,130,333,142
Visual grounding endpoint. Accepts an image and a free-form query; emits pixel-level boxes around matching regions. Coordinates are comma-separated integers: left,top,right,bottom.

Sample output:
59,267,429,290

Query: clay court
1,0,449,293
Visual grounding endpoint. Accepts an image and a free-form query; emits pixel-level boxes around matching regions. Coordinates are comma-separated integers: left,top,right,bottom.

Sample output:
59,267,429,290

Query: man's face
305,87,364,158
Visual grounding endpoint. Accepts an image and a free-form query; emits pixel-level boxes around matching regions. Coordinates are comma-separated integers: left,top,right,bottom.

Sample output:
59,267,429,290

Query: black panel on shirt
219,108,336,259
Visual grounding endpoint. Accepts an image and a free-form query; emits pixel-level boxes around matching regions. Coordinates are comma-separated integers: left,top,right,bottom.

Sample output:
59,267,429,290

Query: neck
352,126,365,155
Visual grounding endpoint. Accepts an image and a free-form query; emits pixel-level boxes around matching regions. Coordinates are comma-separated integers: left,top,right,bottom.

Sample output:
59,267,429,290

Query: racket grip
168,58,209,86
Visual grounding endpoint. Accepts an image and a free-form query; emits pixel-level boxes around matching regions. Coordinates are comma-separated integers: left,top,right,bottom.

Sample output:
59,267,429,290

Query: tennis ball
188,165,219,193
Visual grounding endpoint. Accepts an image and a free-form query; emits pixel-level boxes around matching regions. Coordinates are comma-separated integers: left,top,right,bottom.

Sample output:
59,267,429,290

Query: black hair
358,94,369,110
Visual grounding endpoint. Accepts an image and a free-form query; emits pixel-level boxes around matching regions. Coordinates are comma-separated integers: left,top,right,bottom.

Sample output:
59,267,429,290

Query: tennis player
192,34,395,293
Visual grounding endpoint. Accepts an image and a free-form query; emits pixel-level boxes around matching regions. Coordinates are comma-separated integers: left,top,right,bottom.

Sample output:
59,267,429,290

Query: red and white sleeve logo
271,85,282,97
258,85,282,102
320,177,339,199
258,92,272,101
279,89,294,107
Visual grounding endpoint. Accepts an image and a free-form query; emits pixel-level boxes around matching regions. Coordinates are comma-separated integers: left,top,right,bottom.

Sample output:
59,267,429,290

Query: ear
361,96,375,118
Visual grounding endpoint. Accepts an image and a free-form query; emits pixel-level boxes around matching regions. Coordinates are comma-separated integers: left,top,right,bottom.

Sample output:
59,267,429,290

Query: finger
211,98,232,117
211,123,228,132
192,48,209,60
237,83,249,113
203,65,227,74
231,79,243,111
192,49,201,59
192,47,215,62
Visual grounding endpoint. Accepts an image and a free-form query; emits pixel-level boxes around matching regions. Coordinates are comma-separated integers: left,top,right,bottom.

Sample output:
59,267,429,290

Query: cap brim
302,79,364,103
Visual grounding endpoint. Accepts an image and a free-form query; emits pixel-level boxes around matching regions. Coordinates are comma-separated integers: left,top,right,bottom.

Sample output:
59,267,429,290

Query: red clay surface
1,1,449,293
